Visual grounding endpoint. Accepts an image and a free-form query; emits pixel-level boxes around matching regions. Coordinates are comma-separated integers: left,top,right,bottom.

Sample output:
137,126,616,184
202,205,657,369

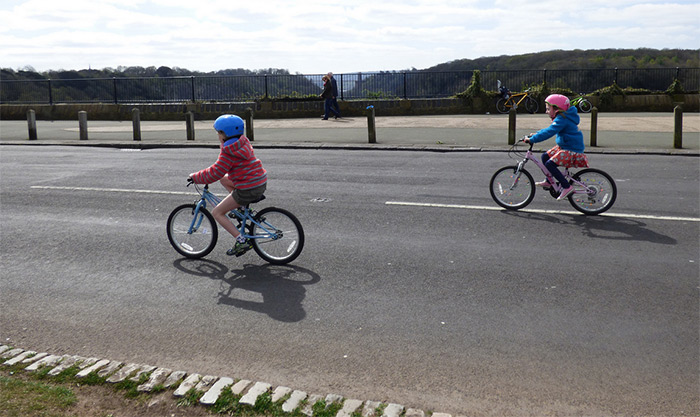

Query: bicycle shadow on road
501,211,677,244
173,258,321,322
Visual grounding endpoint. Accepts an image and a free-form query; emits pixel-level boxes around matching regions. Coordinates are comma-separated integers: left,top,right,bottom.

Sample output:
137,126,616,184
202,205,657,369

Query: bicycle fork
188,200,208,234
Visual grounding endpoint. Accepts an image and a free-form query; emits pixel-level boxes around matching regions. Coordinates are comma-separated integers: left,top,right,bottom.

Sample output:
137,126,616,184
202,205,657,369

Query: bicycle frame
505,92,530,109
189,184,278,241
512,142,591,197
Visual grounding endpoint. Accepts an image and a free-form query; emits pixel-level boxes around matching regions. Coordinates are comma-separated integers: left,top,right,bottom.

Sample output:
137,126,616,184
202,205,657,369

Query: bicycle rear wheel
250,207,304,265
568,168,617,215
490,166,535,210
524,97,539,114
495,98,510,114
167,204,218,258
578,99,592,113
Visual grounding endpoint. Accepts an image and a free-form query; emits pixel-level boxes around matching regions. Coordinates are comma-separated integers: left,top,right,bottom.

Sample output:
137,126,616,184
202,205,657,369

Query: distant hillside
424,48,699,71
1,48,698,82
423,48,700,71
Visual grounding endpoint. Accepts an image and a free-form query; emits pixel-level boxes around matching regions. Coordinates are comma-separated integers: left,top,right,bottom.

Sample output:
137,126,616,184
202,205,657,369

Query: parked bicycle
570,93,593,113
167,182,304,264
496,80,539,114
489,137,617,215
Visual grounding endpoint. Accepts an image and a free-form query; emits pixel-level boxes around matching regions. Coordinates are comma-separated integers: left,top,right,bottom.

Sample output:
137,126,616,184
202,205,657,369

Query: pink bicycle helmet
545,94,570,111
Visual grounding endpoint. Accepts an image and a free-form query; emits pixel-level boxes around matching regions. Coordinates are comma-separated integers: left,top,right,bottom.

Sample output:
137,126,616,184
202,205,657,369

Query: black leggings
542,153,570,188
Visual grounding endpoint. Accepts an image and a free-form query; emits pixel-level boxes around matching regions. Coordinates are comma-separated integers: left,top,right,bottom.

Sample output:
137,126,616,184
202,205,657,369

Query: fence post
403,72,407,99
132,108,141,141
78,111,88,140
674,105,683,149
27,109,37,140
245,107,254,141
186,111,195,141
47,79,53,105
367,105,376,144
590,107,598,147
113,77,118,104
508,108,516,145
191,76,196,102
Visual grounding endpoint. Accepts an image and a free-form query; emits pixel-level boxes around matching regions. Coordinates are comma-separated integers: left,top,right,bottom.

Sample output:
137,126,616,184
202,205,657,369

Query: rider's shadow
501,211,677,244
173,259,320,322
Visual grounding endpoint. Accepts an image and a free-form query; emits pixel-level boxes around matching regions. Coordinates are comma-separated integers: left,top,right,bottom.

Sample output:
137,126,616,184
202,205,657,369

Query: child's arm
528,117,566,144
189,150,234,184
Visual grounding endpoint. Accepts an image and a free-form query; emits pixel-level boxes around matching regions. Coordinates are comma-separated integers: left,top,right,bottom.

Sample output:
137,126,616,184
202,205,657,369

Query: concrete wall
1,94,697,121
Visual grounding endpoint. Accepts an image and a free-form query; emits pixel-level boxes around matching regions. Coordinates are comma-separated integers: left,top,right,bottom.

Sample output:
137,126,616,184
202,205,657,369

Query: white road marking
28,186,700,222
385,201,700,222
30,185,229,198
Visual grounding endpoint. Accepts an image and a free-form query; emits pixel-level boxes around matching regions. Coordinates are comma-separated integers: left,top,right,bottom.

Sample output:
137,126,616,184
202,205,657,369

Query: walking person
327,72,341,118
320,75,340,120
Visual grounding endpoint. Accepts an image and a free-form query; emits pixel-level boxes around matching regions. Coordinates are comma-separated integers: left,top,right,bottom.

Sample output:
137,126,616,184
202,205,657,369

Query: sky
1,0,698,74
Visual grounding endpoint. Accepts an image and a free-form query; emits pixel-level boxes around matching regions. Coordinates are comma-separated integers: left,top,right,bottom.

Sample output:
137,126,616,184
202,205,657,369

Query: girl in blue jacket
525,94,589,200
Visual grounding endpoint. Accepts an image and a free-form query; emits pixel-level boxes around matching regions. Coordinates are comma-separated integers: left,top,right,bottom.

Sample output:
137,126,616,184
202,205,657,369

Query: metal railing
1,68,697,104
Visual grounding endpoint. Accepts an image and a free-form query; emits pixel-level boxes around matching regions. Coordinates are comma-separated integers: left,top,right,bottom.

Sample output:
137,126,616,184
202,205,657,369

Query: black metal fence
1,68,697,104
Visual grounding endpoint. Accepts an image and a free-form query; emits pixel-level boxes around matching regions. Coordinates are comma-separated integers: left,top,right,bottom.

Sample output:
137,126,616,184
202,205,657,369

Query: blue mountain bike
167,182,304,264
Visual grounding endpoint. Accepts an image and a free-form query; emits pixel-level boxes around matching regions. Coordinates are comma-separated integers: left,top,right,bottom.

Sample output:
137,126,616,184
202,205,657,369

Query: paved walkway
1,113,698,154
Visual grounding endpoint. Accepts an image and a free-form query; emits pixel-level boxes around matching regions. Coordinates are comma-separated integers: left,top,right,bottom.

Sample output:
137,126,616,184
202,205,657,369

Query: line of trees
1,49,698,104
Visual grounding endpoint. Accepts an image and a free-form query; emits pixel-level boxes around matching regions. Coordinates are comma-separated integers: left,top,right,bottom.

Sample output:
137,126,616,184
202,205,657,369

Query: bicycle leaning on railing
570,93,593,113
495,80,539,114
166,182,304,264
489,137,617,215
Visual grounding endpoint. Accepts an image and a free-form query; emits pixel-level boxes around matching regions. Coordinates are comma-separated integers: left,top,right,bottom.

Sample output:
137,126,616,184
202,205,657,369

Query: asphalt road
1,146,698,416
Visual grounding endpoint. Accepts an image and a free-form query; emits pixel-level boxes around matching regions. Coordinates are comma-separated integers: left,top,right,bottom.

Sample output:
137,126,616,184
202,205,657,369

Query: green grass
0,364,367,417
0,375,77,417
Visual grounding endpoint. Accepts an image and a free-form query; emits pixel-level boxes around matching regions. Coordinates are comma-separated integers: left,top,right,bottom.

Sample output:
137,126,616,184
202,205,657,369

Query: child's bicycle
489,137,617,215
166,182,304,264
570,93,593,113
495,80,539,114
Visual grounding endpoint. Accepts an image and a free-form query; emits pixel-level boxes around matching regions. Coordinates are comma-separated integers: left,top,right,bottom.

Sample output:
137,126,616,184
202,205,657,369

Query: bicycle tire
578,99,592,113
490,165,535,210
524,96,539,114
167,204,218,259
568,168,617,215
250,207,305,265
495,98,509,114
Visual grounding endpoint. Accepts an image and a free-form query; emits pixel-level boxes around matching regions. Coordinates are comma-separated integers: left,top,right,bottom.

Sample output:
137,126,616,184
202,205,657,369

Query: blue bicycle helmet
213,114,244,138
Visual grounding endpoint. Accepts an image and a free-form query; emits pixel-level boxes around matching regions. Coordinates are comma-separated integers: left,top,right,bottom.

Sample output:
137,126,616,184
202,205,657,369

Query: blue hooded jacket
529,106,585,153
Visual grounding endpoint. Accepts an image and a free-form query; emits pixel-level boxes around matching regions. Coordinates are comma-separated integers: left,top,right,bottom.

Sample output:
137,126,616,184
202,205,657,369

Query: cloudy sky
1,0,698,74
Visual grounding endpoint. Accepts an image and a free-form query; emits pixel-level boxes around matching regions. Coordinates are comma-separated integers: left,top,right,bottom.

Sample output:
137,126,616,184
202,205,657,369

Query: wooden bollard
27,109,37,140
590,107,598,147
367,105,376,143
186,111,195,141
674,105,683,149
508,107,516,145
132,108,141,141
245,107,254,141
78,111,88,141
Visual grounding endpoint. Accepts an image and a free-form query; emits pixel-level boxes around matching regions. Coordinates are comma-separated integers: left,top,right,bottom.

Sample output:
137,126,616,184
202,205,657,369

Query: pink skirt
547,146,589,168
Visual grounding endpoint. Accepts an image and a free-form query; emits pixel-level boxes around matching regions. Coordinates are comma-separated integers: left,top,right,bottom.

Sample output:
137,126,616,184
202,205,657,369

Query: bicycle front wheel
578,99,592,113
569,168,617,215
524,97,539,114
495,98,509,114
167,204,218,259
250,207,305,265
490,166,535,210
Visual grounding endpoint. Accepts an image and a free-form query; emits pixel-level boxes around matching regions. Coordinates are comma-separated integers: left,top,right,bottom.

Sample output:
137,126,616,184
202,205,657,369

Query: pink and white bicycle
489,137,617,215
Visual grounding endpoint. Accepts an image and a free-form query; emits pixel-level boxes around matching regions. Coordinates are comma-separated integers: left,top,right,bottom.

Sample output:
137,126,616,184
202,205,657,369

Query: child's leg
220,175,234,192
544,158,570,188
211,194,241,238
